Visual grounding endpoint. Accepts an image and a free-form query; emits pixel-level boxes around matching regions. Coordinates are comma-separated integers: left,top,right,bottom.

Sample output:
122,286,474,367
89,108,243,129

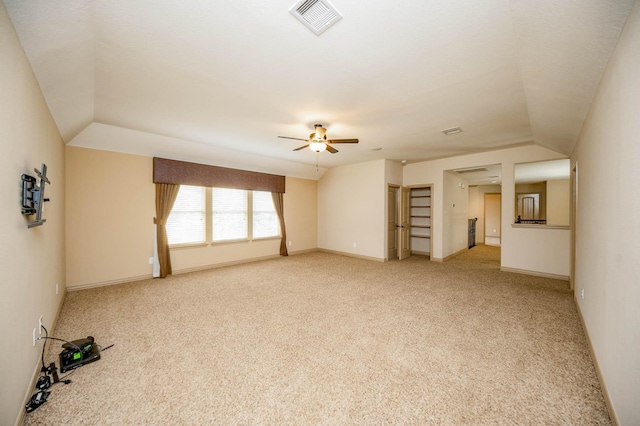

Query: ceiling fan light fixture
309,142,327,152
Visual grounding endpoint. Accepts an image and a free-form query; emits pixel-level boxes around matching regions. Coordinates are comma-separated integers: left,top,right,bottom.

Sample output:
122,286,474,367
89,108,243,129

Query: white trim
17,292,66,426
511,224,570,230
500,266,569,281
575,296,618,425
317,248,385,262
67,274,154,291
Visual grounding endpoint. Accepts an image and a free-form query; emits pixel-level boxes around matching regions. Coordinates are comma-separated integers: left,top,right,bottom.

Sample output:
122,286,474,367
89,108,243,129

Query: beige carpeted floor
25,246,610,424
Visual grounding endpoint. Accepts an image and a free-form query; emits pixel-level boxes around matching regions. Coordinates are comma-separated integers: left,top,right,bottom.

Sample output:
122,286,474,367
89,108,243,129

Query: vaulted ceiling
4,0,634,178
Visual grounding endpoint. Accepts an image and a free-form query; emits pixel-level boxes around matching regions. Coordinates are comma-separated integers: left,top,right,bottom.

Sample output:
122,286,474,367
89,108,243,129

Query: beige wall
1,5,66,424
484,193,502,245
571,2,640,423
403,144,567,271
66,147,318,288
66,147,155,288
546,179,569,226
282,176,318,253
443,171,469,256
318,159,388,260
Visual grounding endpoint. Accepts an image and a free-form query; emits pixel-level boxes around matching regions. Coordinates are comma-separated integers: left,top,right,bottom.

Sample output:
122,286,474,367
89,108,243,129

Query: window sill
211,238,250,245
252,236,282,242
169,242,208,250
211,236,281,246
511,224,570,230
170,236,282,249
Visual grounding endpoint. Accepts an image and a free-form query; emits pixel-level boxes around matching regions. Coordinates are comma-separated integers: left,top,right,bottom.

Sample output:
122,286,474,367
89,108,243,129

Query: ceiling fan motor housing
311,124,327,141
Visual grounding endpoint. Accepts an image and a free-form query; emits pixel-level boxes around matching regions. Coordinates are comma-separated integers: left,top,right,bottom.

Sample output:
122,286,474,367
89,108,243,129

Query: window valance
153,158,285,193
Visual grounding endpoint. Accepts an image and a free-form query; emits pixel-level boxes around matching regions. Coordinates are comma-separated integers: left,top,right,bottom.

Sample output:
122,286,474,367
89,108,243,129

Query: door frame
406,184,434,259
570,162,578,291
387,185,400,260
399,186,411,260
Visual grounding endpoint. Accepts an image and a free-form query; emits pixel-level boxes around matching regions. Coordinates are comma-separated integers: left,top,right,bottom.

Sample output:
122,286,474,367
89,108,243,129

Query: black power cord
27,326,114,414
27,326,79,413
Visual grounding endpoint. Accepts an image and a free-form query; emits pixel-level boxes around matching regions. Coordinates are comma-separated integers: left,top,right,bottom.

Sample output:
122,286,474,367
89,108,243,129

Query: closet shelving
410,187,431,255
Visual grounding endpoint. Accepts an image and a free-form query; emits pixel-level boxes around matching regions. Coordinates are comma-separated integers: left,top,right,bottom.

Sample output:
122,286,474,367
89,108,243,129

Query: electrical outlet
32,328,37,347
38,316,44,335
353,242,357,248
149,257,154,265
581,288,585,300
288,241,292,247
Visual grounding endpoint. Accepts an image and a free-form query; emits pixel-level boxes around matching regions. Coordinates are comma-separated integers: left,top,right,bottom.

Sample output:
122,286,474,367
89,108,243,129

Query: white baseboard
172,254,281,275
574,297,618,425
317,248,385,262
67,274,154,292
17,290,66,426
288,248,319,255
443,248,468,261
67,252,309,292
500,266,569,281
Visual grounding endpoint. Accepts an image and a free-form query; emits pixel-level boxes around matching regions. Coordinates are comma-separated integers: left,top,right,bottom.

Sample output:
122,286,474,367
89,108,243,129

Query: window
212,188,247,242
166,185,205,245
253,191,279,239
167,186,280,246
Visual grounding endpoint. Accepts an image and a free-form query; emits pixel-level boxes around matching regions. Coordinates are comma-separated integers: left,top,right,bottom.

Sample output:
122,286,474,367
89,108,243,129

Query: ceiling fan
278,124,359,153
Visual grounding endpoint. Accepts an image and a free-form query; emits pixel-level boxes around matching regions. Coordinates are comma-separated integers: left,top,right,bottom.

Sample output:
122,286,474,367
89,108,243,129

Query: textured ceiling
4,0,634,178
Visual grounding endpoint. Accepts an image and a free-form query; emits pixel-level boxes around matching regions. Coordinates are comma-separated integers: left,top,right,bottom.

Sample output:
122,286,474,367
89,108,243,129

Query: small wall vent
289,0,343,35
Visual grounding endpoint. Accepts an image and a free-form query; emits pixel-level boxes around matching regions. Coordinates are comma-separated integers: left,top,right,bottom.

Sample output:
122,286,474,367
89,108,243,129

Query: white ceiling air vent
442,127,463,135
453,167,489,174
289,0,343,35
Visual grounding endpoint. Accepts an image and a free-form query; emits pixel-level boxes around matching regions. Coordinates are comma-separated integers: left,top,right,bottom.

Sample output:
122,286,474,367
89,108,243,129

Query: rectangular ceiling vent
453,167,489,174
442,127,463,135
290,0,343,35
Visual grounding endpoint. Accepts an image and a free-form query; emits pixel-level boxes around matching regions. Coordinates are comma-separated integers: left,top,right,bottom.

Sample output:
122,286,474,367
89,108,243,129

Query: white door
399,186,411,260
387,186,399,260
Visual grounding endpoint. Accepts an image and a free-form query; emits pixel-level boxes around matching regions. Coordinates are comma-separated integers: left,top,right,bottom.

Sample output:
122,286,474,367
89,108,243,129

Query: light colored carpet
25,246,610,424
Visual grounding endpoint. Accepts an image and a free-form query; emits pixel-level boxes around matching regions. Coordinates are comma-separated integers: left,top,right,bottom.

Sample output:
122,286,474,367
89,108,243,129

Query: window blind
166,186,205,245
212,188,247,241
253,191,279,238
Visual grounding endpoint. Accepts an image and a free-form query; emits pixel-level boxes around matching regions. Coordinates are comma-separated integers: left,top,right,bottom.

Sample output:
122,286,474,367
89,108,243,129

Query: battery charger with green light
59,336,101,373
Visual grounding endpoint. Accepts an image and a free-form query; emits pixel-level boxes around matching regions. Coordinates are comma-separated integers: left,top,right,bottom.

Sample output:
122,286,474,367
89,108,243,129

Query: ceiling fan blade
326,145,339,154
278,136,309,142
327,139,359,144
293,144,309,151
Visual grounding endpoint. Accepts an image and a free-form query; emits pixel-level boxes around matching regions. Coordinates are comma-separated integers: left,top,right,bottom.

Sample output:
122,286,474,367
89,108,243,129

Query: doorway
408,186,431,257
484,193,501,246
387,185,430,260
